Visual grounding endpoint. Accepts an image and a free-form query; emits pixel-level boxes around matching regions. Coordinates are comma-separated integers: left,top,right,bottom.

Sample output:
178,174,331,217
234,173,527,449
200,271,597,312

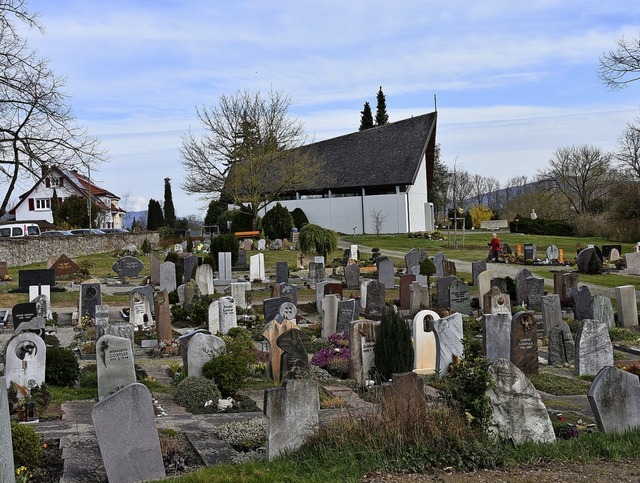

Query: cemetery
1,229,640,481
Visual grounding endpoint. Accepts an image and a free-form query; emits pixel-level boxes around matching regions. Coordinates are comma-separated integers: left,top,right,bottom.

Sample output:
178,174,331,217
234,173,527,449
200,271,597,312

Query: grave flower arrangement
311,332,350,378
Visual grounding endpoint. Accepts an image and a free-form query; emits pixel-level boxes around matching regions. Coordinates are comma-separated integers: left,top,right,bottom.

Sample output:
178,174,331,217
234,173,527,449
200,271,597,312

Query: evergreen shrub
373,308,414,381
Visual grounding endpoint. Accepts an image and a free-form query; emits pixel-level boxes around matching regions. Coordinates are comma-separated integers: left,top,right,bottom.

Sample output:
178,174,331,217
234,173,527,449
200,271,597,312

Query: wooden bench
234,231,260,238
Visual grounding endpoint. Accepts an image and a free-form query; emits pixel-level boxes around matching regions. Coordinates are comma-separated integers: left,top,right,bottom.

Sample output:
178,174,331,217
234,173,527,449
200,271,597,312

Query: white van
0,223,41,238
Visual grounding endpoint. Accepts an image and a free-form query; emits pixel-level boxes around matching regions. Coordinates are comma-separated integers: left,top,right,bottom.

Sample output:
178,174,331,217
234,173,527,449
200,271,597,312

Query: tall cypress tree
51,188,60,226
359,102,374,131
163,177,176,228
147,199,165,230
375,86,389,126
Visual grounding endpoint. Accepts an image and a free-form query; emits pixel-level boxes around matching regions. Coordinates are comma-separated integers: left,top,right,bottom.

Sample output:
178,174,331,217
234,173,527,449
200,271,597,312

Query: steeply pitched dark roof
297,111,437,191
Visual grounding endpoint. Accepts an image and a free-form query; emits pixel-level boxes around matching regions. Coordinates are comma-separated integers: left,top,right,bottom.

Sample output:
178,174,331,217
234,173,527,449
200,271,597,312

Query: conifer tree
51,188,60,226
163,177,176,228
375,86,389,126
147,199,165,230
374,307,414,381
359,101,374,131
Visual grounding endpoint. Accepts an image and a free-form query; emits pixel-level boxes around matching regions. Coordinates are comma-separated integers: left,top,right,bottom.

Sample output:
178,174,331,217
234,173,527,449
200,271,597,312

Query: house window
35,198,51,210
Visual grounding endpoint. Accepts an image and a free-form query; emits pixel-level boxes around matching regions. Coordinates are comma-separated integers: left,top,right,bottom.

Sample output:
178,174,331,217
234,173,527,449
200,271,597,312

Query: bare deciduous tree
446,159,471,215
599,35,640,90
180,89,320,229
539,145,613,215
370,209,388,235
615,121,640,179
0,0,104,217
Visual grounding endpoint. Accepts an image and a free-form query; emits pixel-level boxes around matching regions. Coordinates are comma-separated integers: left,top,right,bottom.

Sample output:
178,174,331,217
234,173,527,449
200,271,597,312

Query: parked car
69,229,106,235
101,228,129,234
40,230,73,236
0,223,41,238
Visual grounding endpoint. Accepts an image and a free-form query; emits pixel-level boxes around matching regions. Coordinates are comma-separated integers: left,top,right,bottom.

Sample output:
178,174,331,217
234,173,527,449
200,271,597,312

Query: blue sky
14,1,640,218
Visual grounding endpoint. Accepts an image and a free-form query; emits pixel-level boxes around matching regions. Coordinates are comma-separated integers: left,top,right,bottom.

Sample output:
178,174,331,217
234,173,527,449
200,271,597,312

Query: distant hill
122,211,147,229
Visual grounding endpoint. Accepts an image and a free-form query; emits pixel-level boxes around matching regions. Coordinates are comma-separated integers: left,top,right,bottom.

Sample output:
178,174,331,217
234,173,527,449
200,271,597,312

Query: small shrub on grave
77,259,94,277
202,253,216,271
201,329,257,397
45,347,80,387
30,384,52,414
168,290,179,305
213,418,266,452
43,334,60,347
373,308,414,382
565,317,580,336
141,238,152,254
11,420,42,468
170,294,214,328
186,237,194,253
79,364,98,388
173,376,221,414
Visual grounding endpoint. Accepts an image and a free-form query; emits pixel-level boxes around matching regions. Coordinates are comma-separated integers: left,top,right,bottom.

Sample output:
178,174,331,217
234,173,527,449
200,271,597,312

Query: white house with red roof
10,166,125,229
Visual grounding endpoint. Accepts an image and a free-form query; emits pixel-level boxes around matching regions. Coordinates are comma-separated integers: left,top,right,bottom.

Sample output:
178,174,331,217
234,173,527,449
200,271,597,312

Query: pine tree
147,199,165,230
51,188,60,226
375,86,389,126
359,102,374,131
163,177,176,228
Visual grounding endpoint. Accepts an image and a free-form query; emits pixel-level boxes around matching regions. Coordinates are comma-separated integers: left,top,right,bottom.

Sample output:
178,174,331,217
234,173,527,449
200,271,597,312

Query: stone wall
0,232,160,267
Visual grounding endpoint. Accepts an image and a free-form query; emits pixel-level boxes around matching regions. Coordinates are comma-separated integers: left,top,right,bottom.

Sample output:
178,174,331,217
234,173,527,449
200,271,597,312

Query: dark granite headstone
483,313,511,362
576,247,602,274
547,320,575,365
323,282,343,299
336,298,357,334
80,281,102,320
365,280,385,315
526,276,545,311
279,283,298,306
344,263,360,289
275,262,289,284
277,328,311,378
510,311,538,374
182,255,198,282
471,260,487,287
404,248,428,272
112,256,144,280
308,262,325,284
571,285,593,321
436,276,457,309
18,269,55,290
11,302,38,330
263,296,289,323
448,280,471,315
235,250,247,269
376,257,395,289
514,268,533,306
489,277,508,295
433,252,446,277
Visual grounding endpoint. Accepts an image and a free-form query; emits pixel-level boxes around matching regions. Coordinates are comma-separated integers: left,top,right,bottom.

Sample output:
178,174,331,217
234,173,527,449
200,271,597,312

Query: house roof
295,111,437,191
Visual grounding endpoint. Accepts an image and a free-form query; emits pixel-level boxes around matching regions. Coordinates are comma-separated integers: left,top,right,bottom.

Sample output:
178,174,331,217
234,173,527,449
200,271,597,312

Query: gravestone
250,253,266,281
174,243,183,253
405,248,428,273
272,239,283,250
92,383,165,483
111,256,144,281
235,249,247,268
629,251,640,275
399,274,416,310
412,309,439,375
609,248,621,263
150,254,161,286
592,295,615,330
321,294,339,338
477,269,498,302
554,271,579,300
315,281,328,312
588,366,640,434
409,265,428,285
381,371,428,418
96,335,136,401
350,244,359,261
13,316,45,336
432,312,464,378
344,263,360,289
571,285,593,321
510,311,538,374
262,319,298,382
442,260,457,277
0,260,7,278
365,280,385,315
546,244,559,262
489,277,508,295
182,254,198,283
307,262,325,285
257,239,267,251
576,247,602,274
11,302,37,330
279,282,298,306
195,264,215,295
104,323,135,345
409,281,431,314
541,294,562,334
155,291,172,342
159,261,177,292
207,300,220,334
275,261,289,284
433,252,446,276
483,287,511,316
336,298,357,335
523,243,537,261
525,276,544,311
616,285,638,327
79,280,102,320
448,280,471,315
486,359,556,444
231,282,248,309
436,276,457,309
218,252,233,281
48,254,78,276
483,313,511,362
264,379,319,460
218,296,237,334
264,296,289,323
176,284,186,305
514,268,533,306
18,269,55,291
277,328,312,377
376,256,395,289
129,290,153,327
360,279,371,310
574,319,614,376
187,332,226,377
243,239,252,251
178,329,211,371
0,376,15,483
471,260,487,287
601,244,622,260
183,280,199,305
129,284,155,318
349,319,380,387
547,320,575,365
5,333,46,389
323,281,343,299
94,304,110,340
